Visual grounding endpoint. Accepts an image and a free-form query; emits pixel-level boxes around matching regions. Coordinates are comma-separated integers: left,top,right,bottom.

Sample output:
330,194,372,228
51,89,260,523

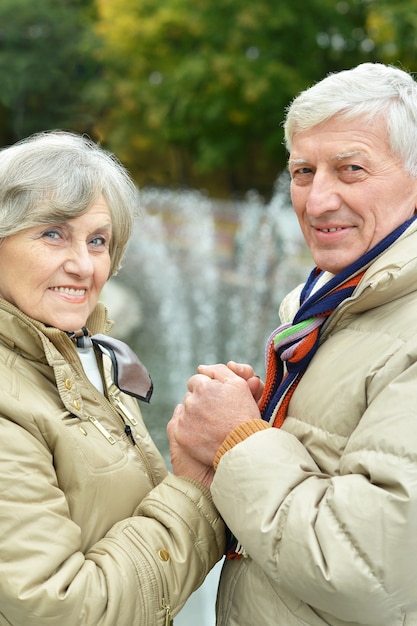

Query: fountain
101,172,311,625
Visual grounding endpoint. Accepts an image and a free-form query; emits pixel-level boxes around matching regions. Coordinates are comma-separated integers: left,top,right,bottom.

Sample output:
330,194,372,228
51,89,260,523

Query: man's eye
293,167,314,176
346,164,362,171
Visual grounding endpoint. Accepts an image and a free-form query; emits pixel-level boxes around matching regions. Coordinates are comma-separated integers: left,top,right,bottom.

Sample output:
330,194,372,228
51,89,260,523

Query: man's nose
306,173,341,216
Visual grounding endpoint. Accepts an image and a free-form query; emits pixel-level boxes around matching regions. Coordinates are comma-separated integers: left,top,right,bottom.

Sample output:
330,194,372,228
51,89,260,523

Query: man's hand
222,361,264,403
168,363,261,467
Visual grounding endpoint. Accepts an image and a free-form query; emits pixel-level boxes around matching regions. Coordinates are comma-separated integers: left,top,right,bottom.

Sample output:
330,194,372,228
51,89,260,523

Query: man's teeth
52,287,85,295
321,227,343,232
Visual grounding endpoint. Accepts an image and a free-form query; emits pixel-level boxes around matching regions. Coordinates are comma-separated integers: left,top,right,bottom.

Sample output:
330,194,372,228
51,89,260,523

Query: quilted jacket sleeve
211,356,417,625
0,415,225,626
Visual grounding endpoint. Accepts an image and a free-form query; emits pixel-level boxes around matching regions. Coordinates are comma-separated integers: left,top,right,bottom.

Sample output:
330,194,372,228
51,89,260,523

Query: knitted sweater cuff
213,419,270,470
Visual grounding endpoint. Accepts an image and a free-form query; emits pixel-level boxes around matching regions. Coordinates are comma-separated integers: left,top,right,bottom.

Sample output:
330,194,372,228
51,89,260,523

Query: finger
197,363,239,382
186,373,214,392
172,403,184,421
227,360,257,380
247,376,264,401
167,403,183,438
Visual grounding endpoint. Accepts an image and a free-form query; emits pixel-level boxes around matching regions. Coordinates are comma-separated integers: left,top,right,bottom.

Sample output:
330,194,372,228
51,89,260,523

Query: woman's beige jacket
0,300,224,626
213,222,417,626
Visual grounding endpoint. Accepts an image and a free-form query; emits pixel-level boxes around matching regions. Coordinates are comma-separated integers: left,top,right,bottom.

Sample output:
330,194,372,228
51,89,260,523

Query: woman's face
0,196,112,331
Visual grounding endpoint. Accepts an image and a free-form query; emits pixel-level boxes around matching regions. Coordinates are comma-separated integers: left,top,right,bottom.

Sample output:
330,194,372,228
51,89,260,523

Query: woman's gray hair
0,130,141,276
284,63,417,177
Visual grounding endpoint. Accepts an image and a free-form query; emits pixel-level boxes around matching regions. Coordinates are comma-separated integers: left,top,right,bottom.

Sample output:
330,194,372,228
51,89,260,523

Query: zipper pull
110,387,139,425
162,598,172,626
87,415,116,444
125,423,136,445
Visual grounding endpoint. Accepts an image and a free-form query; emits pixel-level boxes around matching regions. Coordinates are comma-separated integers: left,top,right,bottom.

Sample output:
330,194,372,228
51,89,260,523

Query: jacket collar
0,300,112,362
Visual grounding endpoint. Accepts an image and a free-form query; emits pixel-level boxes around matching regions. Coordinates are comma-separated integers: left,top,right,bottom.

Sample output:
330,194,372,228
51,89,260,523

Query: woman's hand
168,406,215,489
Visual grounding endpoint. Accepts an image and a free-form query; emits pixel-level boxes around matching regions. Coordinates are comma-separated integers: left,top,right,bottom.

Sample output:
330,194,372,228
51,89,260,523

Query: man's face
288,114,417,274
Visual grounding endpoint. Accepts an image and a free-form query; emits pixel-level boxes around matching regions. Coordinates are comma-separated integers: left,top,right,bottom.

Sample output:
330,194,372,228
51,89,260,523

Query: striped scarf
260,216,416,426
259,270,363,427
225,215,415,559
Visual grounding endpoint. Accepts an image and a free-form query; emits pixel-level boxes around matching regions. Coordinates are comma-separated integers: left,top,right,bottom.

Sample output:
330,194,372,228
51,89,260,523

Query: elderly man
169,62,417,626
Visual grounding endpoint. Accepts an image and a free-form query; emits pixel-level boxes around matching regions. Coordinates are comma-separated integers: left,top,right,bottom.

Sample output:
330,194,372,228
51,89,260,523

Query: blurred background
2,0,416,622
1,0,416,197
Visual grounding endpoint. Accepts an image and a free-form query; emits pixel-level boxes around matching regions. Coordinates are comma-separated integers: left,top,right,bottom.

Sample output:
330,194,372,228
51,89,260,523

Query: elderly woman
0,130,224,626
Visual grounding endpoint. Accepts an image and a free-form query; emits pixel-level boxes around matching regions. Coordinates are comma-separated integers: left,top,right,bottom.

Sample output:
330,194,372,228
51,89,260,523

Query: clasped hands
167,361,264,489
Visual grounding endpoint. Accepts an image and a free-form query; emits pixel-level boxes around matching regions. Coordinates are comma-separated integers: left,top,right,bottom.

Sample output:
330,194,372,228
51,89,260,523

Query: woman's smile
0,197,112,330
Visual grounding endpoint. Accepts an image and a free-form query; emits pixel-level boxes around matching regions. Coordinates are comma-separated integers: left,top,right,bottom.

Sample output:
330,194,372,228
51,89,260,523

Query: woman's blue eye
42,230,61,239
90,236,107,246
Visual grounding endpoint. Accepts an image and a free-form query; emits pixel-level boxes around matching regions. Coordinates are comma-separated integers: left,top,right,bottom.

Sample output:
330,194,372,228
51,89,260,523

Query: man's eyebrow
287,158,309,168
331,150,363,161
287,150,366,170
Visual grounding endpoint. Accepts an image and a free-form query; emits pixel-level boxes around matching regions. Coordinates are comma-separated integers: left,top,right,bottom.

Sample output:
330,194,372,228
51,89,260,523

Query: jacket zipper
110,388,139,426
124,423,136,445
162,598,173,626
87,415,116,444
109,386,158,488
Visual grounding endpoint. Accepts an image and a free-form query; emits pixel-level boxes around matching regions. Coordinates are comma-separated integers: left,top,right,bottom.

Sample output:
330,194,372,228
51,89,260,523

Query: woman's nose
63,245,94,277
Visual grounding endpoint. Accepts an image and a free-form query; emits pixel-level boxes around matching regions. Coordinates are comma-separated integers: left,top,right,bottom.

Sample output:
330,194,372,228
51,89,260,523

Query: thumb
247,375,264,402
167,403,182,438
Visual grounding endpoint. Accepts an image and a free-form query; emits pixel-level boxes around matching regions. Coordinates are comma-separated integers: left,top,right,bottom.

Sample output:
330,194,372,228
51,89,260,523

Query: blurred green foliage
1,0,417,197
0,0,99,141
